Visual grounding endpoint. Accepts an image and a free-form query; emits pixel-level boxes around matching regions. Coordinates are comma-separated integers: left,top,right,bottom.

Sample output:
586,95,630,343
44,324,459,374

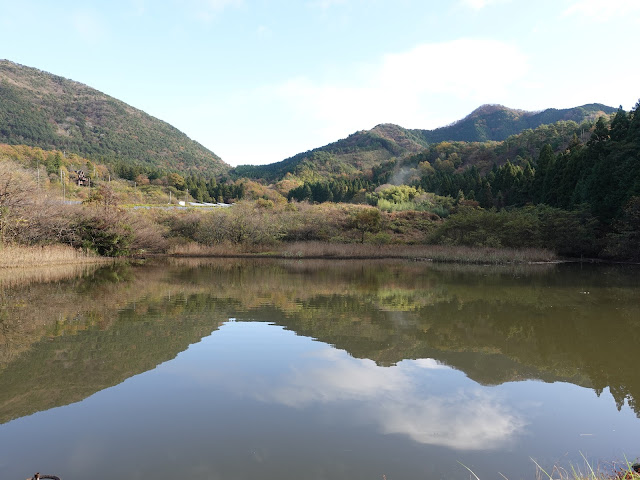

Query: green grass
458,455,640,480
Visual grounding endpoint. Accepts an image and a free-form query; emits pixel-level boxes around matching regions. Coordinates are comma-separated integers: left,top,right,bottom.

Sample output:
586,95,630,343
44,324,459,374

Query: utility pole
60,168,65,203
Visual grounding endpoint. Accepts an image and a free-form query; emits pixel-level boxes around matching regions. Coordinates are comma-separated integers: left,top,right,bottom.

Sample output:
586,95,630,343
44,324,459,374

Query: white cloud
307,0,348,9
459,0,510,10
271,38,529,138
185,38,529,164
378,39,527,98
563,0,640,21
189,0,243,21
202,0,243,9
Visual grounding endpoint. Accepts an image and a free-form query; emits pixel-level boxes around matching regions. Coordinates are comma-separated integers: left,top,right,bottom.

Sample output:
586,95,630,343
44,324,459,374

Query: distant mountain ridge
0,59,616,180
234,103,615,181
415,103,616,143
0,60,229,175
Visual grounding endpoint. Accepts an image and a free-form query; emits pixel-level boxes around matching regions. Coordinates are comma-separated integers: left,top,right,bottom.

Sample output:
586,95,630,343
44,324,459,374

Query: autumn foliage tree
350,208,382,243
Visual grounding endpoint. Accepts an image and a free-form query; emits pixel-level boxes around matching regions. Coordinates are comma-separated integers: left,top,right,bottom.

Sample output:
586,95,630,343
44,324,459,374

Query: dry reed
167,241,272,256
0,245,108,269
277,242,555,264
168,241,557,264
0,263,107,288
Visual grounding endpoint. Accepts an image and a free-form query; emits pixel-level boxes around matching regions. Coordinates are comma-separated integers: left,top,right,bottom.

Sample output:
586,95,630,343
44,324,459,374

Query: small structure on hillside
72,170,91,187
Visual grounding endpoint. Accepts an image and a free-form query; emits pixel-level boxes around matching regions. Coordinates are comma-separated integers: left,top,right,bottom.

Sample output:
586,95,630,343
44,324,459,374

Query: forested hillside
0,60,229,175
284,115,608,204
281,102,639,260
233,104,615,182
233,124,428,182
414,103,616,143
412,107,640,218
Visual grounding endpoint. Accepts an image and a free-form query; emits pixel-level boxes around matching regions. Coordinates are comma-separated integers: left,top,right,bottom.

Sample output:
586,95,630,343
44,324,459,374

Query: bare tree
0,161,35,246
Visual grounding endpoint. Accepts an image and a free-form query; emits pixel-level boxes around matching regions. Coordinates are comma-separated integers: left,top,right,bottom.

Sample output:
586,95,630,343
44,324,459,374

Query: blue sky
1,0,639,166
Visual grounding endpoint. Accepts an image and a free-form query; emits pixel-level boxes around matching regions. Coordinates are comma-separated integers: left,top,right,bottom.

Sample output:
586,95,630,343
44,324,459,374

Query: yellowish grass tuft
278,242,556,264
169,241,556,264
0,245,107,269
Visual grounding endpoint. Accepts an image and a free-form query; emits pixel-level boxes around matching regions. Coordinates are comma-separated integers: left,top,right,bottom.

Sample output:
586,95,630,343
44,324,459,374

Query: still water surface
1,259,639,479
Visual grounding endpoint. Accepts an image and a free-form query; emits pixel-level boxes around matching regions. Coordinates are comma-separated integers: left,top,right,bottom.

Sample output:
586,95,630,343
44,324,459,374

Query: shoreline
2,243,638,269
163,242,558,265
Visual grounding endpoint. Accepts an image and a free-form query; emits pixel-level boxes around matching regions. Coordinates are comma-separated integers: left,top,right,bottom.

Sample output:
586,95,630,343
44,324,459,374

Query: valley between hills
0,59,638,264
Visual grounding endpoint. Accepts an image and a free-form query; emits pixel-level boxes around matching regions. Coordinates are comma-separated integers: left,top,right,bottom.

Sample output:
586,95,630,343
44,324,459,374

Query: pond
1,259,639,480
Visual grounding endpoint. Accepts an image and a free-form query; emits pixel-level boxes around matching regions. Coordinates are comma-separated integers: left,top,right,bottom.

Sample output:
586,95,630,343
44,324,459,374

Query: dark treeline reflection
1,259,638,424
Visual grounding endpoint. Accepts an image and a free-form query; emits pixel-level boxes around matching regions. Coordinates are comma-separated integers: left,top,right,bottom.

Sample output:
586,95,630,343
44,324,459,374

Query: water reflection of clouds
262,349,408,405
375,391,525,450
168,325,526,451
259,349,526,451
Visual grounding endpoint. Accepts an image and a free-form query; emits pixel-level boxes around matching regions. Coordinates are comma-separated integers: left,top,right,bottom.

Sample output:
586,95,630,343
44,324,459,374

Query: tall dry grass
0,262,107,288
167,241,274,256
0,244,108,269
169,241,557,264
279,242,557,263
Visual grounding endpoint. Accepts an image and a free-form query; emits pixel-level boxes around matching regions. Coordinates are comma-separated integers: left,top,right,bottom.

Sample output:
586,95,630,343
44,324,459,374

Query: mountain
234,103,615,182
0,60,229,175
234,123,429,182
414,103,617,144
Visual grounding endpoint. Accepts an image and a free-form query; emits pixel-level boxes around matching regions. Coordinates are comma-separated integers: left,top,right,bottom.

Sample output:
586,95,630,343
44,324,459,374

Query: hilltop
414,103,615,143
233,104,615,182
0,59,617,182
233,123,429,182
0,60,229,175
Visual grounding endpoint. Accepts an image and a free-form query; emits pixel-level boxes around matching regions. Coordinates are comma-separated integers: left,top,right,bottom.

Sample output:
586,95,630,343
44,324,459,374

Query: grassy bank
460,456,640,480
529,456,640,480
168,241,557,264
0,245,110,269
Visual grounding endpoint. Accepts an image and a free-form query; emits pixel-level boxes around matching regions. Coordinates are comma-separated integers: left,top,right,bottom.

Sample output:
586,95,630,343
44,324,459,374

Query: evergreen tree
610,107,630,142
532,144,554,203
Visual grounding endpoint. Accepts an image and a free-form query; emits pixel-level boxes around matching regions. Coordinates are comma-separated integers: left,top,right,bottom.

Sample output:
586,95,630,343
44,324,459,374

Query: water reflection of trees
1,259,639,424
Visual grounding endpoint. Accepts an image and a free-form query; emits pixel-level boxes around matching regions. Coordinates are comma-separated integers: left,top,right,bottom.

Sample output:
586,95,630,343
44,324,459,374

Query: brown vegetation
0,245,107,269
169,240,555,263
0,152,566,266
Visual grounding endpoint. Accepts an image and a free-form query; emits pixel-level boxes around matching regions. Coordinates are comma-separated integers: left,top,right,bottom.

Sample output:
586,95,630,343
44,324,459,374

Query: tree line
416,103,640,223
287,178,372,203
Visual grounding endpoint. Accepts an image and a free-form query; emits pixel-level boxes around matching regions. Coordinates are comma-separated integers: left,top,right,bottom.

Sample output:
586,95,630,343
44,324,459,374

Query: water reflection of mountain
1,259,638,424
0,297,228,424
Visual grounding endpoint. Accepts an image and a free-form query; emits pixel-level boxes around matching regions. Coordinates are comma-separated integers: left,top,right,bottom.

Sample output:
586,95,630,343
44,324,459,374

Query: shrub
429,205,601,257
73,210,134,256
603,196,640,260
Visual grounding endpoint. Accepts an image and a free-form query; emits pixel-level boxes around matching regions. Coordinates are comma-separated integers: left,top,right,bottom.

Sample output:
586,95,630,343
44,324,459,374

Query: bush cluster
428,204,603,257
2,156,638,261
0,161,167,256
